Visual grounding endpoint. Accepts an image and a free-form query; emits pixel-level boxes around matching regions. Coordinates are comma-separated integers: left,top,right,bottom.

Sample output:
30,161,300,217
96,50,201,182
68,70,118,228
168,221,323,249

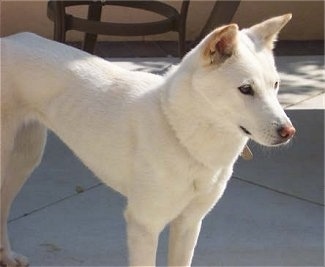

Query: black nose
277,125,296,140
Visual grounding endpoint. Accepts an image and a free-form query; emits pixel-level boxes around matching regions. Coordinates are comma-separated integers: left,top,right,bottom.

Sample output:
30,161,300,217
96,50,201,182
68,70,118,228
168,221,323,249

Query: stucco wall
1,0,324,41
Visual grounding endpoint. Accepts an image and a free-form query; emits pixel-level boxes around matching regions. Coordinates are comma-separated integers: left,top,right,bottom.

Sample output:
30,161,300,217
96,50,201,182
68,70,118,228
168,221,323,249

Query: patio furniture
47,0,190,57
196,0,240,42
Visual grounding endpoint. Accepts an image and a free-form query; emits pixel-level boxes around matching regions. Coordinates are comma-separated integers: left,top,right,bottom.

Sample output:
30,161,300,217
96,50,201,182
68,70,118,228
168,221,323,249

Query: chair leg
196,0,240,42
83,2,102,54
51,0,66,43
178,30,186,58
178,0,190,58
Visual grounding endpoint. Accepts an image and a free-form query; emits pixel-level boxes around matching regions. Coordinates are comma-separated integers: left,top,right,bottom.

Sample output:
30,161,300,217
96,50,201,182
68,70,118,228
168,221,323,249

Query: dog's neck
160,65,248,170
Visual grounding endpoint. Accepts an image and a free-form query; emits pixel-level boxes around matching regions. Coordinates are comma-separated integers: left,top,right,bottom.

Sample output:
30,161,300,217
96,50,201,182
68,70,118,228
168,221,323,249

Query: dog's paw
0,250,29,267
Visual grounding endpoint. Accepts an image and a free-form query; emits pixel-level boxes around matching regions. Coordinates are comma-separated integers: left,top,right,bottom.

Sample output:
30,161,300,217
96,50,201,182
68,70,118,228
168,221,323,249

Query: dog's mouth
239,126,251,135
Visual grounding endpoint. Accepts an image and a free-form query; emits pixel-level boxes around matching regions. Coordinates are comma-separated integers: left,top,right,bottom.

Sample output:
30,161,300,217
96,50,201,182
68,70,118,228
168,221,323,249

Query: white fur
1,15,293,267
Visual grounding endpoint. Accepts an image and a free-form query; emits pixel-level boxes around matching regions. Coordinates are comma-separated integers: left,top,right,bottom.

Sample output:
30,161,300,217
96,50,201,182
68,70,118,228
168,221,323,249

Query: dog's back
3,33,135,111
1,33,165,195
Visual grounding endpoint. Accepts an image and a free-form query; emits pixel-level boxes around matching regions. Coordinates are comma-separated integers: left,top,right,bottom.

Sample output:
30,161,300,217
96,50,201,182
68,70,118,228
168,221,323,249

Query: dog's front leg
168,216,202,266
168,168,232,266
124,209,161,267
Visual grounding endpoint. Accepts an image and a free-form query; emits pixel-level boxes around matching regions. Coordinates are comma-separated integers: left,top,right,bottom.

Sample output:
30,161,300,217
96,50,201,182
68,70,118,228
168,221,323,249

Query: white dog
1,14,295,266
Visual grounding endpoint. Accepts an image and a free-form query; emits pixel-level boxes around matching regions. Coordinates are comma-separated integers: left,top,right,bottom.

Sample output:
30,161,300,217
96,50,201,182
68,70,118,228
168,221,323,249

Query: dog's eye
274,81,279,89
238,84,254,96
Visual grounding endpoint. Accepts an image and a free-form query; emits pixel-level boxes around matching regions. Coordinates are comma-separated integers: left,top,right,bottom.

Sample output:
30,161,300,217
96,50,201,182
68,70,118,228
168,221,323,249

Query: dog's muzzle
271,123,296,146
240,123,296,146
277,124,296,141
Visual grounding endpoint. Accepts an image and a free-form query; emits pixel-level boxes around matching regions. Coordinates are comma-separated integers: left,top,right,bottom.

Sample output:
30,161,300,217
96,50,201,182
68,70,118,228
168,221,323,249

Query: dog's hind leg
1,120,47,267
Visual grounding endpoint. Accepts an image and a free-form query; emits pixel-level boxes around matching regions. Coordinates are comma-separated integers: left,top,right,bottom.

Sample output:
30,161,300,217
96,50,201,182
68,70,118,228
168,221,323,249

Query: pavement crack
284,91,325,109
233,176,324,207
8,182,103,223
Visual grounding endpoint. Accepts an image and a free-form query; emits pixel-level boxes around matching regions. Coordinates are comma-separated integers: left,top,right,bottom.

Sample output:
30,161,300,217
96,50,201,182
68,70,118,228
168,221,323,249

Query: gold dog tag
241,145,253,160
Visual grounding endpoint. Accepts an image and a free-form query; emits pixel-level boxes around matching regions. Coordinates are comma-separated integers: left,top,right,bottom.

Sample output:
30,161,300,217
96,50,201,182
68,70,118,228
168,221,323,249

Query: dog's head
189,14,295,147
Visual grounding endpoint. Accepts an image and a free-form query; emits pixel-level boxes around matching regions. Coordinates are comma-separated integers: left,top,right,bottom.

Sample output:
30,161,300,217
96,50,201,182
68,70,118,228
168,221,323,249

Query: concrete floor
8,55,324,266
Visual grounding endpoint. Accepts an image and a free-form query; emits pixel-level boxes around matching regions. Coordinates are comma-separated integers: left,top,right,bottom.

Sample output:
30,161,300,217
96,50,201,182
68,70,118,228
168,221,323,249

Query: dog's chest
192,168,223,194
177,158,225,196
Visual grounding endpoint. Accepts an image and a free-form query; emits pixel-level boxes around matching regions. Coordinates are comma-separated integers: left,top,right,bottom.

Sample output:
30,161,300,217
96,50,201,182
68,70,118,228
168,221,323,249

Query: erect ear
246,14,292,49
203,24,239,64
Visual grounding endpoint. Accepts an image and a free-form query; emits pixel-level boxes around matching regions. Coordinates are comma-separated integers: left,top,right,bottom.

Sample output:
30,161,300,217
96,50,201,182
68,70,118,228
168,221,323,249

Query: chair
47,0,190,57
196,0,240,41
